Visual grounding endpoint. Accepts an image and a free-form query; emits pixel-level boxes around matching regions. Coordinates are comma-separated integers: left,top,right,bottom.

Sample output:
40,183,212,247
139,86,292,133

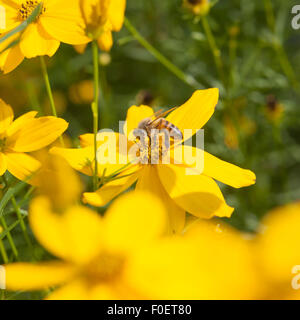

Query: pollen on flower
19,0,46,21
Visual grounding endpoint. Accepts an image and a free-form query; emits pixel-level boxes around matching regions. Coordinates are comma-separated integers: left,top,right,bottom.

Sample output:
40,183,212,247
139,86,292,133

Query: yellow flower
52,89,256,233
31,153,82,211
0,0,90,63
181,219,261,299
74,0,126,53
254,202,300,299
4,191,210,299
183,0,210,16
0,99,68,181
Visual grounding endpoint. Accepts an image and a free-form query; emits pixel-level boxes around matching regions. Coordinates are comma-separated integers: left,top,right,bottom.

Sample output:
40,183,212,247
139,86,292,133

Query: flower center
19,1,46,21
86,252,125,284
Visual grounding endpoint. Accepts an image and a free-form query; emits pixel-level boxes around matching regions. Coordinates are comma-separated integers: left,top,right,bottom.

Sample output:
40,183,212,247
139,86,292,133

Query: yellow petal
166,89,219,141
123,105,154,140
5,152,41,182
203,151,256,188
31,153,82,210
73,43,88,54
20,23,60,58
7,116,68,152
83,166,139,206
124,238,207,299
104,191,167,252
183,220,261,299
46,279,89,300
0,152,7,175
157,163,234,219
5,261,75,291
136,166,185,234
6,111,37,136
30,196,104,264
79,133,94,147
0,1,21,32
108,0,126,31
40,0,90,45
174,145,256,188
0,99,14,134
0,34,24,74
97,30,113,52
50,146,95,176
256,202,300,284
61,205,105,264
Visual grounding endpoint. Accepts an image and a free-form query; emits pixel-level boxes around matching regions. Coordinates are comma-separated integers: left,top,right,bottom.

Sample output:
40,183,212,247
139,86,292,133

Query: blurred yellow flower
264,94,284,124
0,0,90,69
0,99,68,181
74,0,126,52
52,89,256,233
254,202,300,299
181,219,261,299
32,153,82,211
183,0,210,16
4,191,212,299
68,80,94,105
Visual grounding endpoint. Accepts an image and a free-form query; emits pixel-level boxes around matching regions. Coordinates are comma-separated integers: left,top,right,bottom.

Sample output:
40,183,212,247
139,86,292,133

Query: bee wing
150,107,178,124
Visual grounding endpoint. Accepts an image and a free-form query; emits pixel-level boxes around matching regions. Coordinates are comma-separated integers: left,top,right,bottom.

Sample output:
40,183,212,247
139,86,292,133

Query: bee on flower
52,89,256,233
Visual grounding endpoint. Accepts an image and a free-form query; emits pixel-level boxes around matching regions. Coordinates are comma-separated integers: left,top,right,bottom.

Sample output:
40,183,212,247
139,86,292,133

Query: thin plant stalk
92,40,100,191
0,217,18,260
39,56,65,146
201,15,226,87
0,238,8,264
124,17,204,89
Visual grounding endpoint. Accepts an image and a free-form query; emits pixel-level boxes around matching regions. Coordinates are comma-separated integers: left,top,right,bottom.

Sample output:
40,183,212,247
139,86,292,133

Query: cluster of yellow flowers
0,0,126,73
0,0,299,300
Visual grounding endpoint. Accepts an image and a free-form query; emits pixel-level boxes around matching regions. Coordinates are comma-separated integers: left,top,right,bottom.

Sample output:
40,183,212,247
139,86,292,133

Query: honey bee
136,108,183,141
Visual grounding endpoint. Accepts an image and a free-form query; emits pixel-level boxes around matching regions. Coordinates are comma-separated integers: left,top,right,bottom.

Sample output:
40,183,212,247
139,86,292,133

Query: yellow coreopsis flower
52,89,256,233
74,0,126,53
0,0,90,71
4,190,211,299
183,0,210,16
254,202,300,299
0,99,68,181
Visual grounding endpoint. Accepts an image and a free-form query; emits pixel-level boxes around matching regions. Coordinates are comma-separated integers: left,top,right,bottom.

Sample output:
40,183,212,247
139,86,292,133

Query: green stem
263,0,275,32
11,197,32,248
263,0,299,90
0,217,18,260
0,238,8,264
92,41,99,191
124,17,204,89
1,176,32,249
201,15,226,87
39,56,65,145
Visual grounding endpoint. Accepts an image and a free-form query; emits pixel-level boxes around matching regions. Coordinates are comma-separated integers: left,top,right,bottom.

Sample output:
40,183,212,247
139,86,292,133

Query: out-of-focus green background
2,0,300,234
